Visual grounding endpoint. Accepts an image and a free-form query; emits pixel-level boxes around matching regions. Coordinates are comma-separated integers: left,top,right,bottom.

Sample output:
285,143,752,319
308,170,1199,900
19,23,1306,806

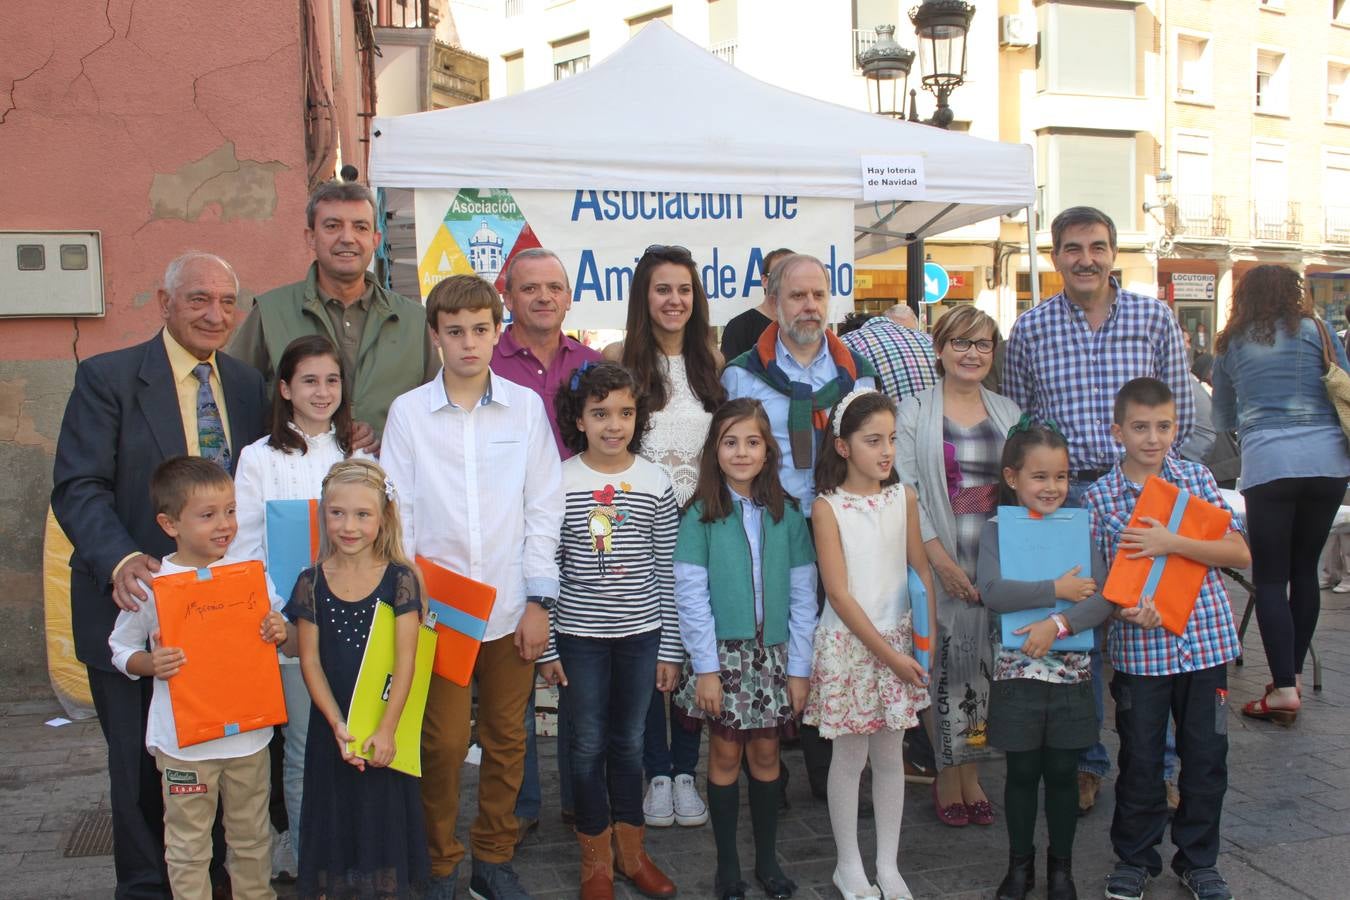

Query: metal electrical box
0,231,105,317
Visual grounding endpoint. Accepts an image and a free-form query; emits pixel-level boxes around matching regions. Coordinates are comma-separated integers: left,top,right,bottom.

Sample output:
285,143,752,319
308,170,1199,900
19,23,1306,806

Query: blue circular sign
923,262,950,304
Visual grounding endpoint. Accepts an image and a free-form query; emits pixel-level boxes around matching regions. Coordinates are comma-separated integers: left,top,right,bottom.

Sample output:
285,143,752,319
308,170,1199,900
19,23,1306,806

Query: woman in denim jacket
1212,265,1350,724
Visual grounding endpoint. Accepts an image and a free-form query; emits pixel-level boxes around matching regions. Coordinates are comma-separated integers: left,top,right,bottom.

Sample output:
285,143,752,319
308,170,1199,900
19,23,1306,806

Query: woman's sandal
965,799,995,826
1242,694,1299,726
1262,681,1303,699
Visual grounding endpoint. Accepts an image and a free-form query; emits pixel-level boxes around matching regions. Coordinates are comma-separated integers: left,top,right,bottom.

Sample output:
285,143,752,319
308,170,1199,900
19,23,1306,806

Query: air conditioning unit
999,14,1035,48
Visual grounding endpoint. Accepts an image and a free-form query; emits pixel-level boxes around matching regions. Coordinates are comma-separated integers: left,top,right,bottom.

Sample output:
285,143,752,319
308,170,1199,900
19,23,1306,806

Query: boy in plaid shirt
1082,378,1250,900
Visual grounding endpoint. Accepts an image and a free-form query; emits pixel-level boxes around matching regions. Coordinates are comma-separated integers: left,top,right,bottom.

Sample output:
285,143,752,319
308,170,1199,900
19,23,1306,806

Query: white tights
827,730,911,899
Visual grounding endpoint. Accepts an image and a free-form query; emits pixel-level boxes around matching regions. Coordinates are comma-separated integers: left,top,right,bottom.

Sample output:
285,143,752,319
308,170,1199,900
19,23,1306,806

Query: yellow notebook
345,601,437,777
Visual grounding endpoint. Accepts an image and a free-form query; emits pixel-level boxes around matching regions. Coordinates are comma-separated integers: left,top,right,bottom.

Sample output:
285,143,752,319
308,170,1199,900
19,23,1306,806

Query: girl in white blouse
232,334,370,874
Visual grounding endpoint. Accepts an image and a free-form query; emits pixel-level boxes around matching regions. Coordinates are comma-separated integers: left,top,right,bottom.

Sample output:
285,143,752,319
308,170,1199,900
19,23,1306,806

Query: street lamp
857,25,915,120
910,0,975,129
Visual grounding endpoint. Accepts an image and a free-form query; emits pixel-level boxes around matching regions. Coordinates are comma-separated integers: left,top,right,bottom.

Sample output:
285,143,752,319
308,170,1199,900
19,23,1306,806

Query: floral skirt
803,612,931,739
673,637,796,744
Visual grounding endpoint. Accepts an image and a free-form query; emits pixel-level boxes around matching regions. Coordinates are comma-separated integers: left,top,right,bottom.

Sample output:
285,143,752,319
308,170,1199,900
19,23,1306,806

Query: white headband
831,387,879,437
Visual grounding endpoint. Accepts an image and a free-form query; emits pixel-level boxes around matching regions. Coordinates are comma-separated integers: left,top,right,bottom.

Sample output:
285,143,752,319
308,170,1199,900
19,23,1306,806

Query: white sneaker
644,775,675,826
271,827,297,882
1335,581,1350,594
672,773,709,826
1320,575,1336,589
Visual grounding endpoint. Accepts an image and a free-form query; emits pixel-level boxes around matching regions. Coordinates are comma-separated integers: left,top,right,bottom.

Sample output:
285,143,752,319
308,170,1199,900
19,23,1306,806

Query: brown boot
578,827,615,900
613,822,677,898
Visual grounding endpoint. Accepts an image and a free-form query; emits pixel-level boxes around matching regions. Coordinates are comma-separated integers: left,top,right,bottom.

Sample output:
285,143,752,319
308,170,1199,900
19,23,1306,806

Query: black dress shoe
755,871,797,899
715,876,749,900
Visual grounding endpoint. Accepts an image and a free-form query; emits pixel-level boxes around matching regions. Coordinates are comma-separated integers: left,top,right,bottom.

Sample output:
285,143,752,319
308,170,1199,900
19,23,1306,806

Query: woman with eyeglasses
895,305,1021,830
604,244,727,831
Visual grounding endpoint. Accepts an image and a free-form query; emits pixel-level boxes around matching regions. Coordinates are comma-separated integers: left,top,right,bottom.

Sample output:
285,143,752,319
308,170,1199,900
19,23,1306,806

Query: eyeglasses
948,338,995,354
642,244,692,260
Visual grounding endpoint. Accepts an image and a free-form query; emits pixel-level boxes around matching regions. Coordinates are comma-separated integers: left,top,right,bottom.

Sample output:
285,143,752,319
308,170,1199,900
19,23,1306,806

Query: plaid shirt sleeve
1156,311,1196,448
1002,318,1033,413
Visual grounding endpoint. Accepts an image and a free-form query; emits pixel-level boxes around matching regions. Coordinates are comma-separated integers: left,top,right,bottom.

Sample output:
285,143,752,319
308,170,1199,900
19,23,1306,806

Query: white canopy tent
370,22,1038,298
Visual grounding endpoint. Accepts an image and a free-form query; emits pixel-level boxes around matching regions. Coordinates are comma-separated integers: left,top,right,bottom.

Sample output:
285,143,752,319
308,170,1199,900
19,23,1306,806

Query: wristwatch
1050,614,1071,641
526,595,557,611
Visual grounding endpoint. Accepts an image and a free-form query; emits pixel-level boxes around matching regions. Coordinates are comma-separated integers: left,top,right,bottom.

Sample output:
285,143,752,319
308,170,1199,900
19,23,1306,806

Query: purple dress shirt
491,326,603,458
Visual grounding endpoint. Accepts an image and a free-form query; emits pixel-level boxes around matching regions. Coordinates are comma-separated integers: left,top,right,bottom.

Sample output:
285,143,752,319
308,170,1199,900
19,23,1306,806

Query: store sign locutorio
414,188,856,330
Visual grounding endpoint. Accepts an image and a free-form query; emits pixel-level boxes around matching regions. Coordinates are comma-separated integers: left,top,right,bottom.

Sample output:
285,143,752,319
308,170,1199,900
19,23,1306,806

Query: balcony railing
1167,194,1230,239
710,39,737,66
852,28,879,72
432,68,482,100
1327,206,1350,245
505,0,526,16
1251,200,1302,242
376,0,433,29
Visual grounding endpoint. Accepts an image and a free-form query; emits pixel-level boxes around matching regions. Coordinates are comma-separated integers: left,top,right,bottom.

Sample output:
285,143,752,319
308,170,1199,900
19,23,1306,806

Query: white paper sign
1171,273,1216,301
860,155,927,201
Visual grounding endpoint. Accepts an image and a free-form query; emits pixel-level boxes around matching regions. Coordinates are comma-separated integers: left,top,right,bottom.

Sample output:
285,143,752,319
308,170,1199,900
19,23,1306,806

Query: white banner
413,188,856,330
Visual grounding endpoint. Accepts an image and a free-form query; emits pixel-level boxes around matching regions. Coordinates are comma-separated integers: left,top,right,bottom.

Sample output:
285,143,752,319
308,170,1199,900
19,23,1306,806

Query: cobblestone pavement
7,580,1349,899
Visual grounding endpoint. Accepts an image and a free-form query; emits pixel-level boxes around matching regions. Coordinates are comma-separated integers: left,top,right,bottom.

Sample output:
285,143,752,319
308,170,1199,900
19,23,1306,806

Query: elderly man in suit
52,251,268,899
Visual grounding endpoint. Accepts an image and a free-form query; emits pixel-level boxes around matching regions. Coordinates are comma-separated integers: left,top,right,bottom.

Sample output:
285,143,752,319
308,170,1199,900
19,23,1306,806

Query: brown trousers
155,745,273,900
420,634,534,877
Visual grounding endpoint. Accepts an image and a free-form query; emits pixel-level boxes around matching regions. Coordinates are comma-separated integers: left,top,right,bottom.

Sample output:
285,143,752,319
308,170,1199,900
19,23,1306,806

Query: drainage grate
64,809,115,858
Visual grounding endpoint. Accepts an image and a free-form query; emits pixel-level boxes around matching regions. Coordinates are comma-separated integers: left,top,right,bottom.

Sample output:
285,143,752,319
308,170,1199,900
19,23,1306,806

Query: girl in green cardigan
672,399,819,900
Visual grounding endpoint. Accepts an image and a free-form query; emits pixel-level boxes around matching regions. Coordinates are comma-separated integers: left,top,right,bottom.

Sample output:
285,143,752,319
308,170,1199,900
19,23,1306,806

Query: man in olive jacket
230,181,439,449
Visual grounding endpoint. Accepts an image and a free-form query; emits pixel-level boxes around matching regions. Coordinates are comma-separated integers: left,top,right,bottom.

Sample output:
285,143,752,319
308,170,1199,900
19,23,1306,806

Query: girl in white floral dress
805,389,936,900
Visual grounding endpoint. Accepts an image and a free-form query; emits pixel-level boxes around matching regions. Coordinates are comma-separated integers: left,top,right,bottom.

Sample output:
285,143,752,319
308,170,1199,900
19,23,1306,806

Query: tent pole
906,235,924,316
1026,207,1040,307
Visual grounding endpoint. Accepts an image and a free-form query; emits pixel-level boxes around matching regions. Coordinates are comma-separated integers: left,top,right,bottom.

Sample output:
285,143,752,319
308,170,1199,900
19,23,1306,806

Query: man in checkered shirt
1003,206,1194,814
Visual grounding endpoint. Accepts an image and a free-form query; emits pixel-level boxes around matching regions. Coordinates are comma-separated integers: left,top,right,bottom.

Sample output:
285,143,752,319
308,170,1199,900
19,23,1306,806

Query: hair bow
1005,413,1065,440
568,360,599,392
383,476,397,502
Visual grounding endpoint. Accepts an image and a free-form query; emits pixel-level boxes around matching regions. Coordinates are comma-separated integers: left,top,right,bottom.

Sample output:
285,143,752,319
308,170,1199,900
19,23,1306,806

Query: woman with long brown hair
1212,264,1350,725
605,244,726,830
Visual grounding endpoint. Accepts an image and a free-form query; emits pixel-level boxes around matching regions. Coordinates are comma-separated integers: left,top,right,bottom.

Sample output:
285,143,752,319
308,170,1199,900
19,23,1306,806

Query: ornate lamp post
859,1,975,311
858,25,915,120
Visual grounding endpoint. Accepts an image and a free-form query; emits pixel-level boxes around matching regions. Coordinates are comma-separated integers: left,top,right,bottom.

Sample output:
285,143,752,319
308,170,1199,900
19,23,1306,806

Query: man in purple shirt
490,247,600,838
492,248,602,458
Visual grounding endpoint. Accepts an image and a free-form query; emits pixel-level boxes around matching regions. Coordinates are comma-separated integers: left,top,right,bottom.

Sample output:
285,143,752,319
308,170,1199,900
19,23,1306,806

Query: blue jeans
279,663,310,851
643,685,701,780
1110,665,1228,876
515,685,574,820
1067,478,1112,778
558,630,659,836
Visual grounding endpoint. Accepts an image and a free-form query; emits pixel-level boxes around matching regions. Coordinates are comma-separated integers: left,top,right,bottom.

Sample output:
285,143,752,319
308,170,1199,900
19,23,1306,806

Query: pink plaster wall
0,0,328,361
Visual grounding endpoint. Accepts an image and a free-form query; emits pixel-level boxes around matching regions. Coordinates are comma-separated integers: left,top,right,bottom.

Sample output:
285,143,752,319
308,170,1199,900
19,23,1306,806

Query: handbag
1312,316,1350,445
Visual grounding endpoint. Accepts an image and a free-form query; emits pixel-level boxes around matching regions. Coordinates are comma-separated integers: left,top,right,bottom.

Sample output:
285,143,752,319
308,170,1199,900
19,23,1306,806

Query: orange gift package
415,556,498,686
1102,476,1232,636
152,561,287,748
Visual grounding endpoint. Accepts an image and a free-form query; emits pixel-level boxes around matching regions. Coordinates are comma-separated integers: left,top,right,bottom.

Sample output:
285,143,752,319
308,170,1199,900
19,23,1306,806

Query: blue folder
908,567,931,670
265,499,320,601
995,506,1094,652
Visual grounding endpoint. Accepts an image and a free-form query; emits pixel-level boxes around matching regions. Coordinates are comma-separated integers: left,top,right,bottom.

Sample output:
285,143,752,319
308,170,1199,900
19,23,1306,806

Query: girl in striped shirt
536,361,681,900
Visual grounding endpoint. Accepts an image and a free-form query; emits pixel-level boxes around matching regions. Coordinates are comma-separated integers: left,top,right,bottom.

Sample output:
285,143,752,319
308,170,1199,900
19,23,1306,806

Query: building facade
1157,0,1350,352
0,1,378,696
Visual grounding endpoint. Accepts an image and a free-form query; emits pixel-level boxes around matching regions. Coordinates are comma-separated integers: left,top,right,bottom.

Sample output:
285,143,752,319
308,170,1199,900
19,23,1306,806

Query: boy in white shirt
381,274,563,900
109,456,291,900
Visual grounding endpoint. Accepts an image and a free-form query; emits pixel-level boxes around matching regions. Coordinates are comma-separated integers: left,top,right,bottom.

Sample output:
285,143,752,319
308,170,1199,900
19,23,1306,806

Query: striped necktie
192,362,231,471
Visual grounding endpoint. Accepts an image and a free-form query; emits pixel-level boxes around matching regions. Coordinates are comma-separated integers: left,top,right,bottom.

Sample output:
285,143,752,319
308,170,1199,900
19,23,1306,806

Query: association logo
418,189,542,301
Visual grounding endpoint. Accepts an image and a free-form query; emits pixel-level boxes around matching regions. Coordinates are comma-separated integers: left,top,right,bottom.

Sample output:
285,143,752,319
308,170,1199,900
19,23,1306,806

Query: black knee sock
708,780,742,884
747,774,786,880
1042,748,1080,858
1003,749,1043,857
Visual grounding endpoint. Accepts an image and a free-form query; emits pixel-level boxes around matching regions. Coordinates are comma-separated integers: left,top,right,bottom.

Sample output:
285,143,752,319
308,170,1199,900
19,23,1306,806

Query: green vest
252,264,430,437
674,499,816,645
